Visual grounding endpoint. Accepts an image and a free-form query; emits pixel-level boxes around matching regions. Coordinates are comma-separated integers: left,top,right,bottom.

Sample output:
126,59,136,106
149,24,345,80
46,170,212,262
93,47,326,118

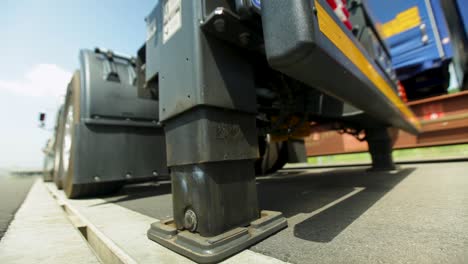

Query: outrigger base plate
147,210,287,263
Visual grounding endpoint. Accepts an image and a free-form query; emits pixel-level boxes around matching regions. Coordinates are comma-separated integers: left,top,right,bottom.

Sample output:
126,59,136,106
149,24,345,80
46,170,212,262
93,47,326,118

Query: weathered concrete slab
46,183,288,264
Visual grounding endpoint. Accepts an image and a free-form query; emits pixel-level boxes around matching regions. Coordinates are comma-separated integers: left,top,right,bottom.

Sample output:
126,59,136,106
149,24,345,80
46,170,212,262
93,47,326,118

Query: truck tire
52,108,66,189
62,73,123,198
42,154,54,182
255,135,288,175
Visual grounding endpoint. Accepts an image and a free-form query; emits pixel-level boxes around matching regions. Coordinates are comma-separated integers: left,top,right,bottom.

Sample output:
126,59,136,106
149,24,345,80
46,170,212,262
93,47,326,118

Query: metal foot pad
147,210,287,263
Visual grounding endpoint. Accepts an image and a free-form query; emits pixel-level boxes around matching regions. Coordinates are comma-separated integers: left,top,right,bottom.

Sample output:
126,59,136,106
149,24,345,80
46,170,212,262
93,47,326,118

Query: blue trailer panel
455,0,468,37
366,0,454,99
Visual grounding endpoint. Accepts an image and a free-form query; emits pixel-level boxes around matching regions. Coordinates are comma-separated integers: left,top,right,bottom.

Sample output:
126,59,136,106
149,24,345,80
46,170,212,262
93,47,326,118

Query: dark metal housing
60,49,168,198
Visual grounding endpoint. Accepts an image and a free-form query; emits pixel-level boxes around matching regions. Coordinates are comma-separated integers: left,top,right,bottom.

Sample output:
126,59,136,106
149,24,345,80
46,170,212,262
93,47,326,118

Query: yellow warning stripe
315,0,420,130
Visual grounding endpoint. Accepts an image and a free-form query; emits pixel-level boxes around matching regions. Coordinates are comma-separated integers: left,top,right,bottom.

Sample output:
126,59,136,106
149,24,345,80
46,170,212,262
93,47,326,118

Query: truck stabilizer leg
144,1,286,260
366,127,397,171
147,108,287,263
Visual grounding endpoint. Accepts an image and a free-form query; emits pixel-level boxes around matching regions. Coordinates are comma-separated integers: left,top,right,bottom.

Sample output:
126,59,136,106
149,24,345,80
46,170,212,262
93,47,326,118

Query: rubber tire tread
62,71,124,198
255,136,288,175
52,106,66,189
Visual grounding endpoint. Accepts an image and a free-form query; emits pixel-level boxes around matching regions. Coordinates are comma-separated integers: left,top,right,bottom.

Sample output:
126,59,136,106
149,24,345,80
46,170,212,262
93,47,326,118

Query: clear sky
0,0,157,170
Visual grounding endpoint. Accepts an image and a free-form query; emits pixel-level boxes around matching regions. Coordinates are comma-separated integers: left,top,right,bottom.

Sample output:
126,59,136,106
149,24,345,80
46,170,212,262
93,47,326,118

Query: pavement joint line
43,181,290,264
45,181,138,264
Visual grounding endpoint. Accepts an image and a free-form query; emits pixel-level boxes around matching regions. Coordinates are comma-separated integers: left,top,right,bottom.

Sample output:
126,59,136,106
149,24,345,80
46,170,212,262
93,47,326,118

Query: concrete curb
0,179,100,264
46,182,137,264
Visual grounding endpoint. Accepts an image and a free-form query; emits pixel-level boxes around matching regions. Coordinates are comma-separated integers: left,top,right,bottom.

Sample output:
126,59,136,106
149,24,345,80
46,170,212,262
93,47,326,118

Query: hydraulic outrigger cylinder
146,0,419,262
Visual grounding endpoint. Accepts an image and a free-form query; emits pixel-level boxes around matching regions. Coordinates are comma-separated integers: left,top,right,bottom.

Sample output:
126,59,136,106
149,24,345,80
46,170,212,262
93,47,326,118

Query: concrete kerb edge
43,180,137,264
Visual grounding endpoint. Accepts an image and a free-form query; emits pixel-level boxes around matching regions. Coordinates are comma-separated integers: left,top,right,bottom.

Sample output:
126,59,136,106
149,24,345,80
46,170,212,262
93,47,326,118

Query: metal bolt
94,176,101,182
214,18,225,33
239,32,251,46
184,209,198,232
126,173,132,179
152,171,158,176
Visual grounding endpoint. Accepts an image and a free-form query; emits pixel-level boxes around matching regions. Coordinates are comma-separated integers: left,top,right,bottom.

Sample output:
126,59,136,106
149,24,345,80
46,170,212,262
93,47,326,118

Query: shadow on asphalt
91,166,415,243
257,167,415,243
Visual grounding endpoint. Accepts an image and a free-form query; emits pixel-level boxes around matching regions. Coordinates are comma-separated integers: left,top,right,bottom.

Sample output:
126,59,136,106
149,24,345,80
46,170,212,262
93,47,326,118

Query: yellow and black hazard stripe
315,0,421,131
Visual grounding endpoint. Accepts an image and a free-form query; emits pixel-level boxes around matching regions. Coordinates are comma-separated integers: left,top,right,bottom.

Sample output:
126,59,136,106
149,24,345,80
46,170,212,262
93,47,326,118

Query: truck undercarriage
139,0,419,262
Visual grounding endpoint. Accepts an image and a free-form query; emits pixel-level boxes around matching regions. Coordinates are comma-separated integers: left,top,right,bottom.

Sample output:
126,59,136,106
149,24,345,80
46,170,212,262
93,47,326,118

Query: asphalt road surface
104,162,468,264
0,172,37,240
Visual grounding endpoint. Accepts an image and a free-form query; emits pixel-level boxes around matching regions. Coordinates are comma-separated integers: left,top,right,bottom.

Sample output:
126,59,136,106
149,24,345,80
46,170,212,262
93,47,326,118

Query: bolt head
239,32,251,46
214,19,225,33
184,209,197,232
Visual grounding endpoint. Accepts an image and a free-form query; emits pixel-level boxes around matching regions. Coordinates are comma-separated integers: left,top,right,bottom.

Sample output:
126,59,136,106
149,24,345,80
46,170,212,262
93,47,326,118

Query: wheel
42,153,54,182
255,135,288,175
52,107,66,189
61,72,124,198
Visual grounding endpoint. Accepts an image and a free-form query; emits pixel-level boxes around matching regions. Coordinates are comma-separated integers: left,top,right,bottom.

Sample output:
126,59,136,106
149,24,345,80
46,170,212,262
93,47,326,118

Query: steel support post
366,127,397,171
146,2,286,262
164,107,262,236
148,101,287,264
